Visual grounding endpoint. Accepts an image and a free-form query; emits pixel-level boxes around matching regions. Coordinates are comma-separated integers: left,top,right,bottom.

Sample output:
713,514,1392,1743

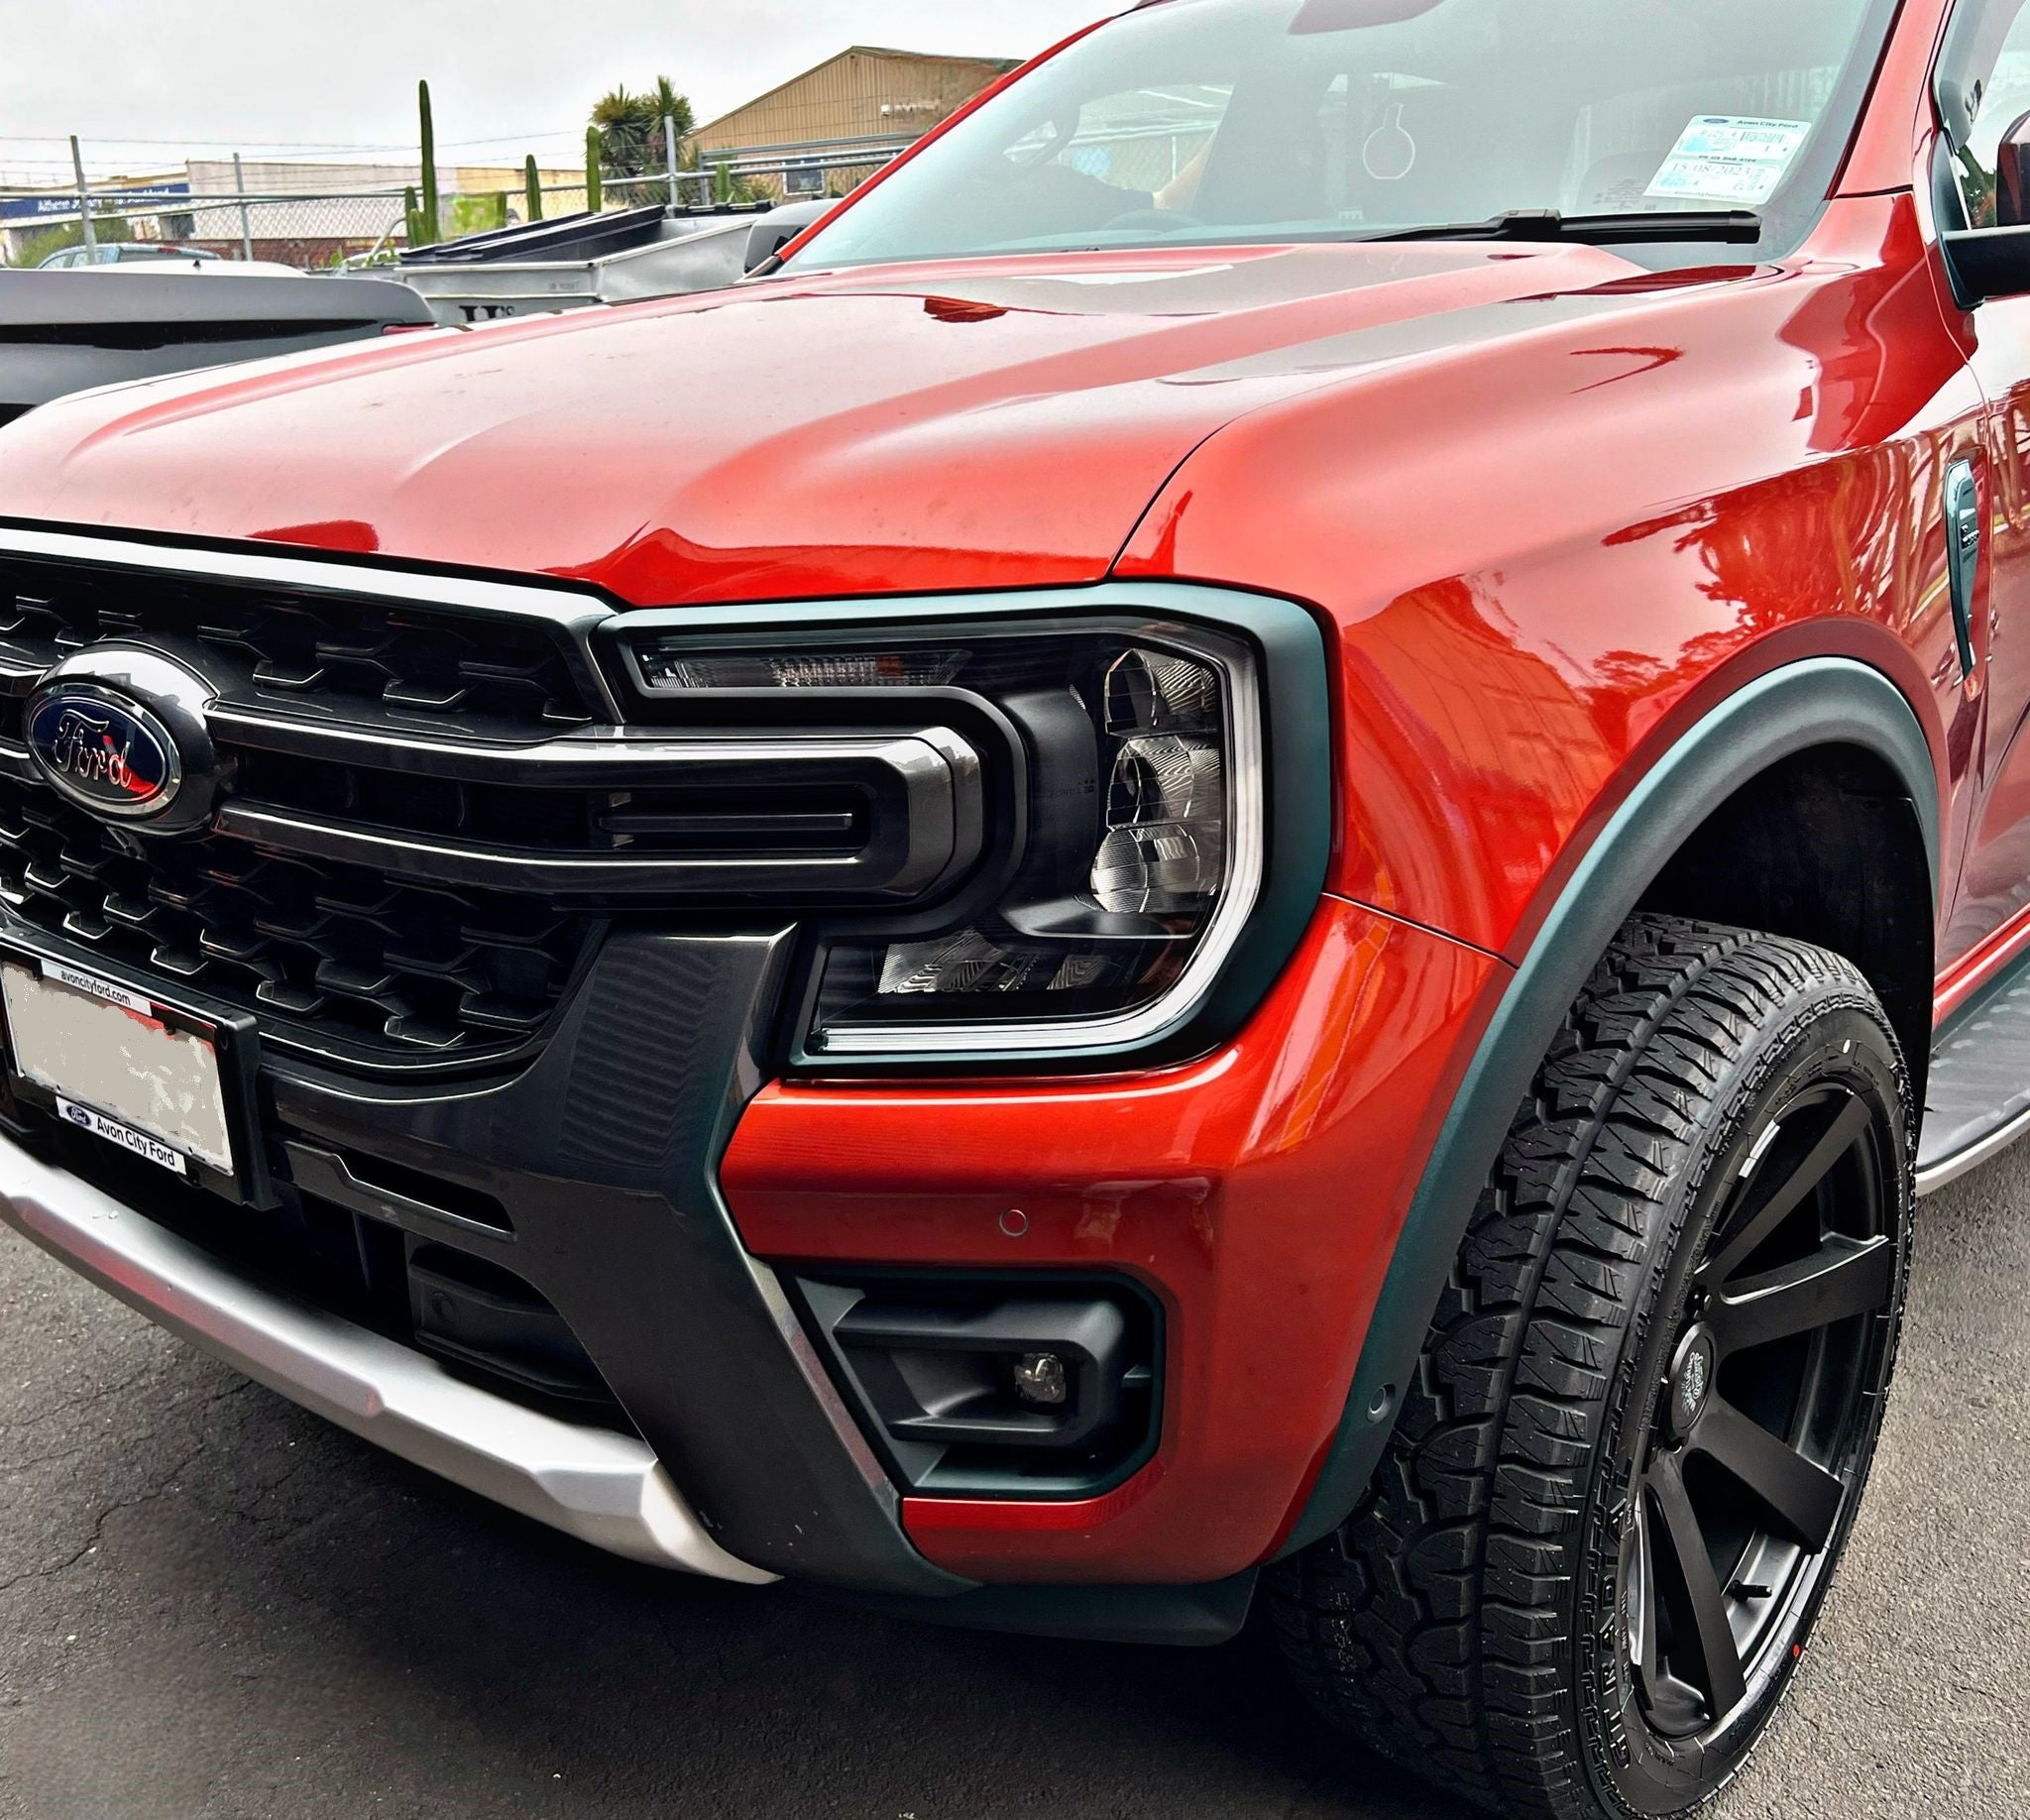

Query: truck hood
0,242,1675,606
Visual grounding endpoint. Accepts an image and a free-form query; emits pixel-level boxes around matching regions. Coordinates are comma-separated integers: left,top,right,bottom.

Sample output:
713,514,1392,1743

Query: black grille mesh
0,778,592,1062
0,557,606,1067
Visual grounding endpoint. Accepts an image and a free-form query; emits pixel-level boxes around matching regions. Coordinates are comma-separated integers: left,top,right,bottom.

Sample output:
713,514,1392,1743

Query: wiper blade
1357,208,1763,247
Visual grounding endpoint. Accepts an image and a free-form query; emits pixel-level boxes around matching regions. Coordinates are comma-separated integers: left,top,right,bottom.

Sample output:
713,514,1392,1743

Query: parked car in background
36,242,222,269
0,268,435,428
0,1,2026,1816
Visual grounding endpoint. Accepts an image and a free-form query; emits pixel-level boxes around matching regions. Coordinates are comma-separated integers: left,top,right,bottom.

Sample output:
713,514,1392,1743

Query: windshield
786,0,1899,272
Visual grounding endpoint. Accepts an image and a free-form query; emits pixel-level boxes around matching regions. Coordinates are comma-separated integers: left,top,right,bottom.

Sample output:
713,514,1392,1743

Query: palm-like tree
651,76,695,158
591,76,694,179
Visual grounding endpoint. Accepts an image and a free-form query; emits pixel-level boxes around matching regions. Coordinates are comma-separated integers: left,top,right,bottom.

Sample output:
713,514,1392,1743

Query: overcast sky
1,0,1121,180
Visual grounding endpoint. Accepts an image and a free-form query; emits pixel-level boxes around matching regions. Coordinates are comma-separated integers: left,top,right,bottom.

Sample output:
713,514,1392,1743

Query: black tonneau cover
396,201,773,268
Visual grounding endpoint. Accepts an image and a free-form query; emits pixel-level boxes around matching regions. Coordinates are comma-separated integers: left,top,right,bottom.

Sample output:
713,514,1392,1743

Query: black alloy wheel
1268,916,1912,1819
1621,1079,1900,1747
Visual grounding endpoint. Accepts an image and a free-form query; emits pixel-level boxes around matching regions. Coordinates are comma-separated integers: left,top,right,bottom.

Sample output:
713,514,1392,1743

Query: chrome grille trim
0,529,985,903
0,522,623,720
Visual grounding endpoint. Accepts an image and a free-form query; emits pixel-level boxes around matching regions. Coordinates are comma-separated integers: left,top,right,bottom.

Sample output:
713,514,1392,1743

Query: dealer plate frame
0,933,275,1208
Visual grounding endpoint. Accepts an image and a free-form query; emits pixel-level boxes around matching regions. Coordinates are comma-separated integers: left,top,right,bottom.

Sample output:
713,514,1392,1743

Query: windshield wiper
1356,209,1763,247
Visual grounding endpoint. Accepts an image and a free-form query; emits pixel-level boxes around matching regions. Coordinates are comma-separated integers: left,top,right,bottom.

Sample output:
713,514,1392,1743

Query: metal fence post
233,153,254,260
663,113,681,211
69,136,96,256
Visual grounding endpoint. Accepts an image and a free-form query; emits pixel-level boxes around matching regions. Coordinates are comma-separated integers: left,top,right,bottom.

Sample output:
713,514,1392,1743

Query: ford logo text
25,685,183,821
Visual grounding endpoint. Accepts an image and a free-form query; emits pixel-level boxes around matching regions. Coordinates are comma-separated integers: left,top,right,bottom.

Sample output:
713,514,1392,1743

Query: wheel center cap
1667,1325,1717,1441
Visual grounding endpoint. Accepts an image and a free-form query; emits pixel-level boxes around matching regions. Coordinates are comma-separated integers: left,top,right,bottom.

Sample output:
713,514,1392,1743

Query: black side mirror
744,200,832,275
1940,222,2030,306
1944,111,2030,306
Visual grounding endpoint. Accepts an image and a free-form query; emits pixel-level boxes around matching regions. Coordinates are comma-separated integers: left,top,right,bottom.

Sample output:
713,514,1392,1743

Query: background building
3,47,1025,268
693,47,1018,200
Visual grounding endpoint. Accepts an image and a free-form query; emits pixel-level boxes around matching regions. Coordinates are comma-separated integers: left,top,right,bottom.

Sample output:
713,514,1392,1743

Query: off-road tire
1266,914,1913,1818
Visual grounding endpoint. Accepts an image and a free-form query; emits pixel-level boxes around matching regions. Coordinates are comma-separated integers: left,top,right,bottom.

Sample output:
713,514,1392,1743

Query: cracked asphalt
3,1147,2027,1820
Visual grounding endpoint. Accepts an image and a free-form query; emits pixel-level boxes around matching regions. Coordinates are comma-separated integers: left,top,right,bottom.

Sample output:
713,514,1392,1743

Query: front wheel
1268,915,1912,1818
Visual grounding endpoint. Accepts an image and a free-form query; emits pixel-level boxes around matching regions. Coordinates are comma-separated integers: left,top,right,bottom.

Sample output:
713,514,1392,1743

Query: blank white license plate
1,962,234,1177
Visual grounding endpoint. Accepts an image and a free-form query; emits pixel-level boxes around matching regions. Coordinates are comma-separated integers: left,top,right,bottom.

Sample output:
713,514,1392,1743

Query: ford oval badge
25,684,184,821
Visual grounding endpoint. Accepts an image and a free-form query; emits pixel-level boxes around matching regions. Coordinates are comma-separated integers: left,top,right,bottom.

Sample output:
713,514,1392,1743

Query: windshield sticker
1645,117,1812,207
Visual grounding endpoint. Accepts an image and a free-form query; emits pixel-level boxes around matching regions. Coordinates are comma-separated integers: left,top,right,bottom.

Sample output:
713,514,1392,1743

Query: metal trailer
390,203,823,326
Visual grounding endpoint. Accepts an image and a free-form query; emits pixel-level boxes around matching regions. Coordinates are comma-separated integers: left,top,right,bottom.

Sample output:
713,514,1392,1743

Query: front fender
1282,656,1937,1552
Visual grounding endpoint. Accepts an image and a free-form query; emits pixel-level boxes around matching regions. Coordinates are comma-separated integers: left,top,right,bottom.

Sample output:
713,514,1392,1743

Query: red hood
0,242,1662,606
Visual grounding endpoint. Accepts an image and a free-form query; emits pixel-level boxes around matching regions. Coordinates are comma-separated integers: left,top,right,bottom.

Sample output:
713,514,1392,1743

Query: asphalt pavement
3,1143,2027,1820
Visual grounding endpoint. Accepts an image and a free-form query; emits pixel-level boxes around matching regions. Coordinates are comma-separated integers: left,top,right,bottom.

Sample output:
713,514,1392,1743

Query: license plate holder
0,942,272,1205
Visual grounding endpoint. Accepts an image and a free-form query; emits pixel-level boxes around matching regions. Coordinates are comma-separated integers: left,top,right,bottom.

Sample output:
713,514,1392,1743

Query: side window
1950,0,2030,226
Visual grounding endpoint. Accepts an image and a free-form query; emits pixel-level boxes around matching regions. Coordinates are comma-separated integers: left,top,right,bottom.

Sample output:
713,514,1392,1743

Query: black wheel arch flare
1285,656,1940,1554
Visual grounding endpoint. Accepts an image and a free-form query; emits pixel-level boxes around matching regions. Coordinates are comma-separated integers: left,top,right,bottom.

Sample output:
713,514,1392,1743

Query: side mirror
1943,111,2030,306
744,200,832,275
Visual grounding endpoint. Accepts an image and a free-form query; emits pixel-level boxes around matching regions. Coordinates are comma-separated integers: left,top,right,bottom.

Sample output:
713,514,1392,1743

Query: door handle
1946,458,1982,680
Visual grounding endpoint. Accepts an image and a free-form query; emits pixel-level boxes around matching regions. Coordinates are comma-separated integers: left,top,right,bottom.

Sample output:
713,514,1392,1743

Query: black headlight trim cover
597,583,1332,1076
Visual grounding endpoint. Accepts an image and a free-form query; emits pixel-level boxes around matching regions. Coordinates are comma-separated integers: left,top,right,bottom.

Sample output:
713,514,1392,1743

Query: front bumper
0,1129,771,1582
0,923,961,1598
0,900,1499,1597
728,895,1497,1583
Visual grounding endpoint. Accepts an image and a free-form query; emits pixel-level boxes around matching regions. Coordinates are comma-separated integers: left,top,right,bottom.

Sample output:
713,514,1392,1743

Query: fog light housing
792,1277,1161,1497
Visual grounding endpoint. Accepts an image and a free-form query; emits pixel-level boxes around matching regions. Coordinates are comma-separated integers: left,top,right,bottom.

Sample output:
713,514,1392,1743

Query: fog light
798,1281,1159,1494
1014,1350,1069,1407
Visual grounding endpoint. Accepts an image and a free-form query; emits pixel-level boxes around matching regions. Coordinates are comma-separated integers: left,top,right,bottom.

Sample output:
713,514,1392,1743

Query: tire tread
1265,914,1897,1819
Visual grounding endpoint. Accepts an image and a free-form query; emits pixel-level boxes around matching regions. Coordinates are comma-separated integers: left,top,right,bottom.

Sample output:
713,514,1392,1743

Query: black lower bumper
8,923,965,1598
272,926,968,1597
0,919,1282,1644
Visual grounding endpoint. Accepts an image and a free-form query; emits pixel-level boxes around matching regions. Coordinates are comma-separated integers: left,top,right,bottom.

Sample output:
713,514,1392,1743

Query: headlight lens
627,614,1265,1061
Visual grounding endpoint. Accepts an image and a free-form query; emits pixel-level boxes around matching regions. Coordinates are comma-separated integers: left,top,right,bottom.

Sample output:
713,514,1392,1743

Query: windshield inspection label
1646,117,1811,206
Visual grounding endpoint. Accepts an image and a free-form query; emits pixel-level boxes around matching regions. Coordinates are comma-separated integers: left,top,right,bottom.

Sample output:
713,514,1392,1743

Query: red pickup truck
0,1,2023,1812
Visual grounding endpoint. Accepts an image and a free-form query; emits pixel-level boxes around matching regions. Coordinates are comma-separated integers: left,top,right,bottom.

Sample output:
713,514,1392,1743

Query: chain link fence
6,184,408,272
1066,128,1220,201
0,138,918,273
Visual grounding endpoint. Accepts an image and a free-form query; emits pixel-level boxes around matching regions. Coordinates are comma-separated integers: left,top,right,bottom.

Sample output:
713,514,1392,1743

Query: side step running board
1918,963,2030,1194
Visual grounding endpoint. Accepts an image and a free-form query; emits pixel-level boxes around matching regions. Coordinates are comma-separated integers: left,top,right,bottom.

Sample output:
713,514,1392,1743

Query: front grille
229,743,870,860
0,549,611,1069
0,537,969,1070
0,776,593,1063
0,562,595,734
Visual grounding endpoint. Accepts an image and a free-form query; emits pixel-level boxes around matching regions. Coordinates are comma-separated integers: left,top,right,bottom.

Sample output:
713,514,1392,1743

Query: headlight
618,591,1326,1070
